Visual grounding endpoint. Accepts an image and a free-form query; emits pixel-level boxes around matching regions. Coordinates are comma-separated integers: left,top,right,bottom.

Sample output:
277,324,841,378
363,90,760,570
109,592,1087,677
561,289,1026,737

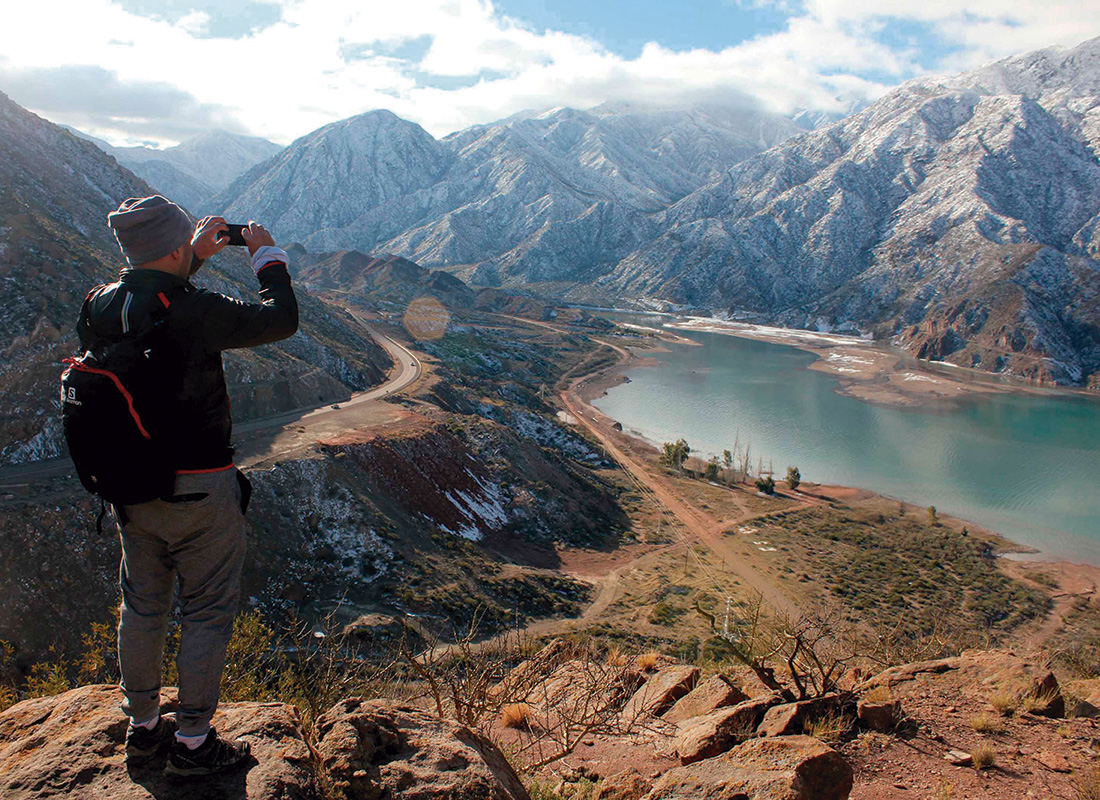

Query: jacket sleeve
197,263,299,351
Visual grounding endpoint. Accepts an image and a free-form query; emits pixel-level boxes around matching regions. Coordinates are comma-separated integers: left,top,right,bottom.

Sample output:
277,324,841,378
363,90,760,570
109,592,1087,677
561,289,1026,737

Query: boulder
314,698,529,800
757,695,846,738
646,735,853,800
1025,671,1065,718
595,768,653,800
856,698,900,732
622,666,699,723
673,694,782,765
856,658,960,691
0,684,321,800
1037,749,1072,773
663,675,748,724
1072,699,1099,719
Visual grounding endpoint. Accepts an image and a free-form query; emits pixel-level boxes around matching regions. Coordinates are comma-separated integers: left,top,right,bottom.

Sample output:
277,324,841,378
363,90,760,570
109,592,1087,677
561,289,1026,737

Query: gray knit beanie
107,195,193,266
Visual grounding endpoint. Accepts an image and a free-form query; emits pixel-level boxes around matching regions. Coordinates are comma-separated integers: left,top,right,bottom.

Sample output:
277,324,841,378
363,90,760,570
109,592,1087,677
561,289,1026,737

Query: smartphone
219,224,248,246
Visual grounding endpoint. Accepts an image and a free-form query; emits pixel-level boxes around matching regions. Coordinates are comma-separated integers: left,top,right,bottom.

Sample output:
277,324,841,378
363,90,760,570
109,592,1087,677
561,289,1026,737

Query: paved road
0,324,421,490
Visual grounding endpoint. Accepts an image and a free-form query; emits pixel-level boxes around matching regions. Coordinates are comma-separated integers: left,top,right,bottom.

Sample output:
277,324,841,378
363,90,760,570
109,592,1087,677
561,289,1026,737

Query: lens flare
403,296,450,340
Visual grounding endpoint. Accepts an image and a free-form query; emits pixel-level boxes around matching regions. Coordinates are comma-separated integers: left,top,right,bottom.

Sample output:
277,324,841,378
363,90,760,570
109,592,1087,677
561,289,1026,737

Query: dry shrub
605,648,628,668
806,710,850,744
637,652,660,672
933,780,955,800
0,685,15,713
1021,685,1061,715
1078,765,1100,800
501,703,535,730
855,731,892,754
971,742,996,770
969,713,1003,734
989,691,1018,717
405,630,653,770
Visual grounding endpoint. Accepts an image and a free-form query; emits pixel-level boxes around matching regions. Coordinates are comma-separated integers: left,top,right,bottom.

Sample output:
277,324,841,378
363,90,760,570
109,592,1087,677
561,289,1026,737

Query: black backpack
61,284,182,506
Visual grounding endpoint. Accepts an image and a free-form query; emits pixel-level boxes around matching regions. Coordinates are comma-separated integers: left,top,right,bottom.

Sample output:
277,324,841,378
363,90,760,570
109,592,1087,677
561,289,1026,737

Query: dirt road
560,384,798,616
498,313,803,616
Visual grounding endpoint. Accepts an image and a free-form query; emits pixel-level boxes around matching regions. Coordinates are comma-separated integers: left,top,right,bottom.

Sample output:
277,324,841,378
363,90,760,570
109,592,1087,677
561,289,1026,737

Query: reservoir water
592,322,1100,564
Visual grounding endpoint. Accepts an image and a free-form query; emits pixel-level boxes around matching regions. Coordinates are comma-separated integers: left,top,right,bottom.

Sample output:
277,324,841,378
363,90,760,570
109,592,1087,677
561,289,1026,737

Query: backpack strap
75,283,109,353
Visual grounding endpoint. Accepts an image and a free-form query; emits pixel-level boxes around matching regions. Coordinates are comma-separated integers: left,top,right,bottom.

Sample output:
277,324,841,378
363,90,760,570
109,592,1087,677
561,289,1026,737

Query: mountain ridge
207,35,1100,385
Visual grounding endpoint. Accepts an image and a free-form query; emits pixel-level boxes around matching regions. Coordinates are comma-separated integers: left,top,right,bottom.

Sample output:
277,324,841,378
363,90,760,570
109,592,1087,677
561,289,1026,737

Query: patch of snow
671,317,872,347
254,459,391,582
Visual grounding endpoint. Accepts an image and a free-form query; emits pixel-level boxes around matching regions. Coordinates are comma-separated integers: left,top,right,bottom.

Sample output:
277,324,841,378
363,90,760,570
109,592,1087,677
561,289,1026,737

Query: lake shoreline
668,317,1097,409
578,322,1100,577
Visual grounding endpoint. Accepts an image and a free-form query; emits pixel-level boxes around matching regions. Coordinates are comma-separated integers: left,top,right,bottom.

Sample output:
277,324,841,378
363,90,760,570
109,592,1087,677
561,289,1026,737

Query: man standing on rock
80,195,298,777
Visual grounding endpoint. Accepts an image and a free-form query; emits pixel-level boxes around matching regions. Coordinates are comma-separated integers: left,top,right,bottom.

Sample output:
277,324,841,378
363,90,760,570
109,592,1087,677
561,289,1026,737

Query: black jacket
77,261,298,471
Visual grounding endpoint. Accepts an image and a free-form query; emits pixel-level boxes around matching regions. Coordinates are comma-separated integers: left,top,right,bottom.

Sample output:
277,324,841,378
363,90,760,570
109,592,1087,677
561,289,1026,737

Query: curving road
0,324,421,490
234,323,421,434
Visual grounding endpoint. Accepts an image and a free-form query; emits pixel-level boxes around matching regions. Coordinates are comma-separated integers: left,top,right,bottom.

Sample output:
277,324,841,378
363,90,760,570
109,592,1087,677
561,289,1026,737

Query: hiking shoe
125,715,177,761
164,727,251,778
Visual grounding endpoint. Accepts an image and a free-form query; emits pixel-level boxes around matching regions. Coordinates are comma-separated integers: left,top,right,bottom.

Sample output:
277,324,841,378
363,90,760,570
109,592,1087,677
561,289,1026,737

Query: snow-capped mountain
203,36,1100,385
214,102,804,285
84,129,282,212
214,110,454,242
603,35,1100,385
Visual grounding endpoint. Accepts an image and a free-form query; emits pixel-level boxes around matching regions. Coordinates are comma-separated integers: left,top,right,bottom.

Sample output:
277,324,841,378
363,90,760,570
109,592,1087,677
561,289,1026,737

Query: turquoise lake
591,321,1100,564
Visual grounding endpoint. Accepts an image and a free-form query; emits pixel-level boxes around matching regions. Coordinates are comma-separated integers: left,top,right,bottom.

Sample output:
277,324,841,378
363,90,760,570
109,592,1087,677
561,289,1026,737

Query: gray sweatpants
117,468,246,736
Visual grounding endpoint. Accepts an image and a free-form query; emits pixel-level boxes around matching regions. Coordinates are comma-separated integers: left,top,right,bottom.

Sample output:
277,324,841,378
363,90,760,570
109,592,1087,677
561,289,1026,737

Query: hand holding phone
218,224,248,246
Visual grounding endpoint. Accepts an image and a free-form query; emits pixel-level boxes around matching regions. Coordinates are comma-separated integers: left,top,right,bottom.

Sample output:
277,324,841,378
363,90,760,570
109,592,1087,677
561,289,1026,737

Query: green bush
755,475,775,494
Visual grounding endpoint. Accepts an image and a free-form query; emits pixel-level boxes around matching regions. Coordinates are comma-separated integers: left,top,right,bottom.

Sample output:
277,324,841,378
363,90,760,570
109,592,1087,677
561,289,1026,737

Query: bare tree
695,594,864,701
400,626,662,770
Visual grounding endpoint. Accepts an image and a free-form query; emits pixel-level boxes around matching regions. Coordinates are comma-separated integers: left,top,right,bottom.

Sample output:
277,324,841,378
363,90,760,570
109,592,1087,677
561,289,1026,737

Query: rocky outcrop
672,694,782,765
315,698,529,800
756,695,847,738
663,674,747,724
621,665,699,722
0,687,532,800
647,735,853,800
855,698,900,732
0,685,321,800
858,650,1066,719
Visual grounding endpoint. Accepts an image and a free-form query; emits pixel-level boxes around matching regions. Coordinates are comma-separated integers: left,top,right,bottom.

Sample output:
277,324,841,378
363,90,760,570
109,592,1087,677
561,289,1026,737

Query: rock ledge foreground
0,685,530,800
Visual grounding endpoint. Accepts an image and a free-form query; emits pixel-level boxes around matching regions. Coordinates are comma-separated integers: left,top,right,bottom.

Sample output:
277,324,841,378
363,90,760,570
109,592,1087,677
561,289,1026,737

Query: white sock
175,730,209,750
130,713,159,731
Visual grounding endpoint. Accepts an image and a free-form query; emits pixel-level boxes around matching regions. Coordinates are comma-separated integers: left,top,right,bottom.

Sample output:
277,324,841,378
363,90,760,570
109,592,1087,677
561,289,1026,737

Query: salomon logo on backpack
62,285,180,506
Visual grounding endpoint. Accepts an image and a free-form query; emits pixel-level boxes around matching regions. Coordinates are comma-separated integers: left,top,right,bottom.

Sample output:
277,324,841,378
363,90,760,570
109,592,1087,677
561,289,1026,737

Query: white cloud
801,0,1100,67
0,0,1097,148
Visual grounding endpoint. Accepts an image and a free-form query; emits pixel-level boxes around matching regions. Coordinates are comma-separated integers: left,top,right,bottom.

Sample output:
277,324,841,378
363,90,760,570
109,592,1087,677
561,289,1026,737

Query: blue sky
0,0,1097,147
497,0,793,57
